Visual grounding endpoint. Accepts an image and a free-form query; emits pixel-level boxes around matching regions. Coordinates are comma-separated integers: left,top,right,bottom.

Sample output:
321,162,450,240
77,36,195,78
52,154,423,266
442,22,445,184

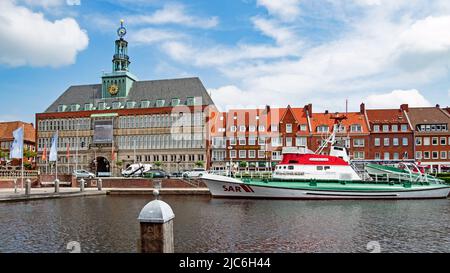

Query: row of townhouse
207,103,450,173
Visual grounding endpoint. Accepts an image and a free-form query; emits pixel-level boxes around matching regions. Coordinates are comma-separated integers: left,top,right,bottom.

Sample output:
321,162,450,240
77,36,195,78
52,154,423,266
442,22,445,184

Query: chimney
304,103,313,117
400,104,409,112
436,104,440,108
265,105,270,113
360,103,366,114
325,110,329,114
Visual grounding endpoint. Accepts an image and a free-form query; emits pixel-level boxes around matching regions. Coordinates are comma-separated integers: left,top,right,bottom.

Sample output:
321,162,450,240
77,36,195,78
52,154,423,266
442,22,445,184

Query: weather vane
117,19,127,38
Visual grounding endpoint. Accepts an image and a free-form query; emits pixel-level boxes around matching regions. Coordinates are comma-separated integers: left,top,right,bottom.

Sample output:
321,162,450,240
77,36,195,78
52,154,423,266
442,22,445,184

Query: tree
239,161,248,169
195,160,204,168
23,148,37,160
0,150,8,160
154,161,163,169
115,160,123,169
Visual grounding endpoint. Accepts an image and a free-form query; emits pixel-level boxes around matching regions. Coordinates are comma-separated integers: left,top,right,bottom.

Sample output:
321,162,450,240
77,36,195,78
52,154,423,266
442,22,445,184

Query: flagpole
75,119,79,172
21,124,24,191
56,130,58,181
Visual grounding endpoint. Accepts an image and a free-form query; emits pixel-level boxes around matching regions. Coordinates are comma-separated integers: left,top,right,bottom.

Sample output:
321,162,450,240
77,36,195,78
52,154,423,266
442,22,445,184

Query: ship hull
201,174,450,200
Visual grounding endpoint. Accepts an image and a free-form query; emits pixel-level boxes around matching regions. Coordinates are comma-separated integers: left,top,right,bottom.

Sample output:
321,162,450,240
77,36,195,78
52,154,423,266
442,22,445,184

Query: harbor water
0,195,449,253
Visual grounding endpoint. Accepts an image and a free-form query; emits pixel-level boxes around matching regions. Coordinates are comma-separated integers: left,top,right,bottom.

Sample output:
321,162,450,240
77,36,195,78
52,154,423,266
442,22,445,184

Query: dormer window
156,99,165,107
171,98,180,106
317,125,329,133
141,101,150,108
112,102,121,109
350,124,362,132
84,103,93,111
70,104,80,112
98,102,106,110
186,97,195,106
57,105,67,112
126,101,136,108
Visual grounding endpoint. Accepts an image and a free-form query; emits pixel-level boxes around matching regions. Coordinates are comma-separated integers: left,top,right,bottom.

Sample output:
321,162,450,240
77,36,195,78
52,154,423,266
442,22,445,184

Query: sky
0,0,449,123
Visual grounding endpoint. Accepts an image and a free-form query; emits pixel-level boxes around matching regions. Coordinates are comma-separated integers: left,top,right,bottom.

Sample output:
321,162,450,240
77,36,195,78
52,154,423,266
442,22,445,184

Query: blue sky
0,0,449,123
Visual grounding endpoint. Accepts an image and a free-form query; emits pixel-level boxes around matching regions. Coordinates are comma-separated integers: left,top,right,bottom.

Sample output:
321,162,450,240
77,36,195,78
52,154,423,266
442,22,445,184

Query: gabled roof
0,121,35,143
366,108,409,124
44,77,215,113
407,107,450,126
310,112,369,134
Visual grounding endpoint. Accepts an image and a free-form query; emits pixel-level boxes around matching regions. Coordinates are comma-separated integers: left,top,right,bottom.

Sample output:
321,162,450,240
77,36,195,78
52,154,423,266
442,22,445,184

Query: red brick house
407,105,450,173
365,104,414,161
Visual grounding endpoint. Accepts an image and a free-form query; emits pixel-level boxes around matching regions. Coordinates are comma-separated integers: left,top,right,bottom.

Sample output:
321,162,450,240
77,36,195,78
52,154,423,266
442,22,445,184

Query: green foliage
195,160,204,168
154,161,163,168
23,148,37,159
239,161,248,168
115,160,123,167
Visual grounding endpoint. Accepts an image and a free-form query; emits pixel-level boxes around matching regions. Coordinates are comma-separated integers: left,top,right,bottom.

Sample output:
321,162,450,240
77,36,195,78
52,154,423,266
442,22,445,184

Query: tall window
271,137,282,147
229,137,236,146
296,137,307,147
230,150,237,159
401,124,408,132
402,138,408,146
186,97,195,106
373,125,380,132
353,139,365,147
239,150,247,159
286,124,292,133
271,124,278,132
374,138,381,146
382,125,389,132
248,150,256,159
248,137,256,145
384,138,390,146
416,137,422,146
239,125,246,132
258,125,265,132
171,98,180,106
300,124,307,131
141,101,150,108
238,137,246,145
391,125,398,132
393,138,399,146
286,137,292,147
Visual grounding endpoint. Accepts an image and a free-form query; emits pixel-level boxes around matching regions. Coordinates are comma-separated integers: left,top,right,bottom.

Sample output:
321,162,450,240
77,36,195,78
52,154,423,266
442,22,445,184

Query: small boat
201,115,450,200
365,162,443,184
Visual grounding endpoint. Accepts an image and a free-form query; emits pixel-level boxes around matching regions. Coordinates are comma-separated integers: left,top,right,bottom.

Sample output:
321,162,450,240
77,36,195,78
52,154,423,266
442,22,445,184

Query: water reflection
0,196,449,253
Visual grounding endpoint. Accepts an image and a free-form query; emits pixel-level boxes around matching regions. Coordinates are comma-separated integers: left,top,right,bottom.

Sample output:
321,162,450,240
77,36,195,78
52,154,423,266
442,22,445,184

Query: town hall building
35,21,215,175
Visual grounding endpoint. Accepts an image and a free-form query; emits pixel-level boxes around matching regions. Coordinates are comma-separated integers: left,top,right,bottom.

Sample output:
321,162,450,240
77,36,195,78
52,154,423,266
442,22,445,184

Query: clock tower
101,20,137,99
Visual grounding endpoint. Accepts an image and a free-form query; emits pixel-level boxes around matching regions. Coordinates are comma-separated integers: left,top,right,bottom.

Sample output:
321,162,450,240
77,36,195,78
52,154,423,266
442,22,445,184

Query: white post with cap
137,190,175,253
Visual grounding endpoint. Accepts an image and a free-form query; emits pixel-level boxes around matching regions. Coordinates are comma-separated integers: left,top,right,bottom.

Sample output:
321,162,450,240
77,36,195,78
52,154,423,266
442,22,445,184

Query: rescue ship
200,115,450,200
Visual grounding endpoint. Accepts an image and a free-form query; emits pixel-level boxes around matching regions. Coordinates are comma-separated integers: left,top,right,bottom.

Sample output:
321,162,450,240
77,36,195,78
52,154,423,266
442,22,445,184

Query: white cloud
129,28,186,45
256,0,301,21
0,0,88,67
365,90,432,108
66,0,81,6
127,3,218,29
20,0,64,8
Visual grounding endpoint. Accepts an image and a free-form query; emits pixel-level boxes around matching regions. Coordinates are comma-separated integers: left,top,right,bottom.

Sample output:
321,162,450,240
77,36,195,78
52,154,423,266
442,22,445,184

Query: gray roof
45,77,215,112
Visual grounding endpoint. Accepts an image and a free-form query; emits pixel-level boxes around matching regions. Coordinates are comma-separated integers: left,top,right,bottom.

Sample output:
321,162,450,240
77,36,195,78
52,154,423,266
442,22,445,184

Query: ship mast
315,113,348,155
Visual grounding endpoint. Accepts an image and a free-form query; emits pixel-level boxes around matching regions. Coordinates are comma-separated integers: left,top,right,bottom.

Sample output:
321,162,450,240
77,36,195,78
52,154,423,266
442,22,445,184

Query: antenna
346,99,348,115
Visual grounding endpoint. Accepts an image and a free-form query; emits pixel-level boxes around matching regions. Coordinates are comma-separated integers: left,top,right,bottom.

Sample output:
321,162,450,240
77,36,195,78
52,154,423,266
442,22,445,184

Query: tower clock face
108,84,119,96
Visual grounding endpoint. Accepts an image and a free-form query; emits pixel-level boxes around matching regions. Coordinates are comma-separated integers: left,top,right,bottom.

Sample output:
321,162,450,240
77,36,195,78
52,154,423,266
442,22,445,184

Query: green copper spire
101,19,137,99
113,19,130,72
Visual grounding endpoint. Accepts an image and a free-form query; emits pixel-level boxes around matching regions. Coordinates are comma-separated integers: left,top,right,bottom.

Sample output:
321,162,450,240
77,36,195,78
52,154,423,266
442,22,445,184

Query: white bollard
138,190,174,253
80,178,85,192
25,179,31,196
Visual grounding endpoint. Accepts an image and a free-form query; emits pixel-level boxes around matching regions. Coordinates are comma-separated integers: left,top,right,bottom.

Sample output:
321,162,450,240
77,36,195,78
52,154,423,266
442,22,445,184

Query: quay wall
0,178,39,188
72,178,206,188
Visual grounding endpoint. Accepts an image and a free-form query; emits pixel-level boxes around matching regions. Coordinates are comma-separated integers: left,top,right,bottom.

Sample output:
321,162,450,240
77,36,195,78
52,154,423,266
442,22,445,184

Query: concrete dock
0,187,210,203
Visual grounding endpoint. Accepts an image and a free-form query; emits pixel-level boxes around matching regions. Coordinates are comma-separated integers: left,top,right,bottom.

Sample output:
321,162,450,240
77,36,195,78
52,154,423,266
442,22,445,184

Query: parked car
182,168,208,178
73,169,95,179
122,163,153,177
170,172,184,178
143,169,170,179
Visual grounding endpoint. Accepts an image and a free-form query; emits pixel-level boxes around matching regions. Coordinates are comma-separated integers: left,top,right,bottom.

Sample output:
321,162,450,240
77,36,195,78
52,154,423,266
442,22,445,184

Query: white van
122,163,153,177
